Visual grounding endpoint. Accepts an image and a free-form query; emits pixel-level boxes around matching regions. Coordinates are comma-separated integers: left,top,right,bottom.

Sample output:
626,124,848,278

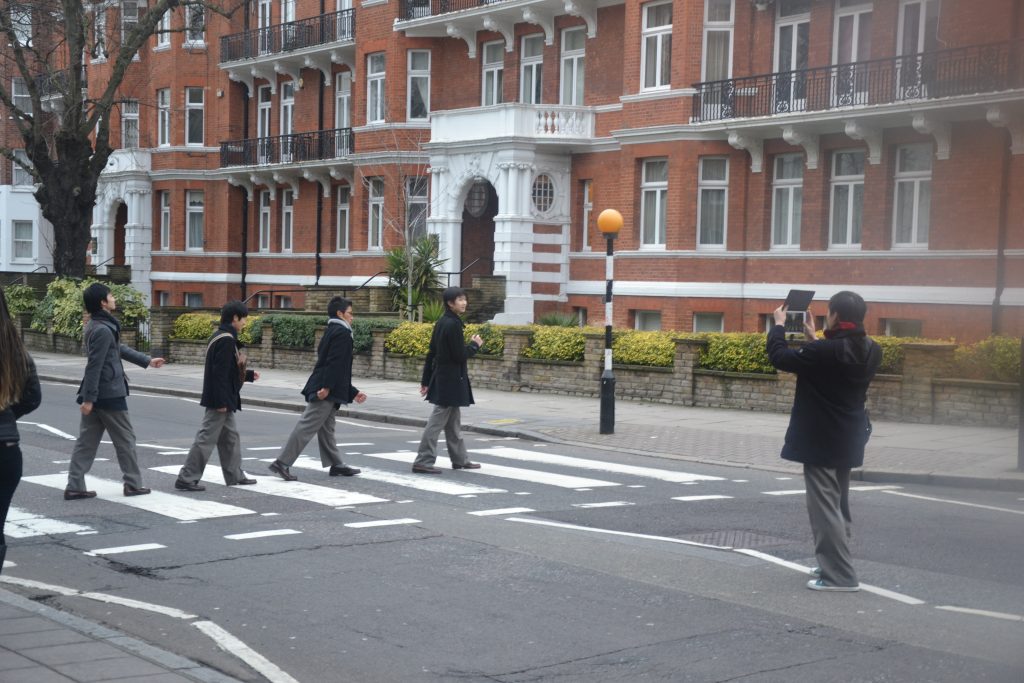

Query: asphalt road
5,381,1023,682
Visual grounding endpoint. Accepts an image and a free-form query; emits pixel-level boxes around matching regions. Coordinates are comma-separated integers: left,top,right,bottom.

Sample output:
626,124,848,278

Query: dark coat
0,356,41,443
78,311,150,403
301,319,359,404
766,324,882,470
421,308,480,407
200,324,255,412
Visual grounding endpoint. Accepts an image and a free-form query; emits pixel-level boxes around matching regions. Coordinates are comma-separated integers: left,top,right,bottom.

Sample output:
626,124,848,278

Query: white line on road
157,451,188,456
469,446,725,483
572,501,636,508
468,507,535,516
935,605,1024,622
225,529,301,540
150,465,388,507
882,490,1024,515
279,457,507,496
336,419,414,432
505,517,731,550
193,621,301,683
763,489,805,496
764,485,903,496
16,421,76,440
85,543,166,557
246,447,282,451
364,452,620,489
6,507,93,538
345,518,421,528
23,474,256,521
672,495,733,502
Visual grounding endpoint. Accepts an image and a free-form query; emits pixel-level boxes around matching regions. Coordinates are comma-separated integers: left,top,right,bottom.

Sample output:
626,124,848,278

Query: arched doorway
460,180,497,286
114,202,127,266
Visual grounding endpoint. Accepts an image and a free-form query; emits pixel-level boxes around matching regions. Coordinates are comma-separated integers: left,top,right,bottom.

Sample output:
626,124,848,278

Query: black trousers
0,443,24,545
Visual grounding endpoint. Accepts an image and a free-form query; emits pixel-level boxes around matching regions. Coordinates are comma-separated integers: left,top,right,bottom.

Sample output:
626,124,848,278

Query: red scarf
824,321,858,339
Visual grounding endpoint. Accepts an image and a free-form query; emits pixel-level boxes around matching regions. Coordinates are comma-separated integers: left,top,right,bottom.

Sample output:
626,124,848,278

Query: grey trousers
277,399,344,468
414,405,470,468
803,464,858,587
177,410,247,485
67,408,143,491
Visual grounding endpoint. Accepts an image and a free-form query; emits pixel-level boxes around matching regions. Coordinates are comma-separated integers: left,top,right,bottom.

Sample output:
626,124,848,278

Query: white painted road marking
85,543,166,557
763,489,805,496
765,485,903,496
935,605,1023,622
336,419,414,432
193,621,301,683
281,457,507,496
469,447,725,483
6,507,93,538
150,465,388,507
225,529,301,540
246,446,283,451
345,518,421,528
15,421,76,440
23,474,255,521
672,495,733,502
363,452,620,489
572,501,636,509
505,517,731,550
468,507,535,516
883,490,1024,515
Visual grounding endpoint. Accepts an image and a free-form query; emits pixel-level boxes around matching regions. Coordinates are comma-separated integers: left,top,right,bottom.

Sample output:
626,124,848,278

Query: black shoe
175,479,206,492
63,489,97,501
231,477,257,485
268,461,297,481
412,465,443,474
124,484,151,497
452,462,481,470
329,465,361,477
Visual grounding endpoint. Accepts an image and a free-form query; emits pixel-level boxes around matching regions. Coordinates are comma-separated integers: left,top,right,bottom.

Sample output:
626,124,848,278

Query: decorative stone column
672,338,707,406
500,329,532,390
124,187,153,303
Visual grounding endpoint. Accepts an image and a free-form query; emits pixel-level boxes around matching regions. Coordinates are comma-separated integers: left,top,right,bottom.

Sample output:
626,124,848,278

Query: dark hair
220,300,249,324
442,287,466,305
328,296,352,318
828,291,867,324
0,286,29,410
82,283,111,314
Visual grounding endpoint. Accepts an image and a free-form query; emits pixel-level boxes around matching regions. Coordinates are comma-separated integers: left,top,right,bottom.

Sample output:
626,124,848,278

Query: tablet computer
784,289,815,312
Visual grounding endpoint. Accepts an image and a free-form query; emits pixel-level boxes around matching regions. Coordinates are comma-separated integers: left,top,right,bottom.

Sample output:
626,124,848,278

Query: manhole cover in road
679,530,796,548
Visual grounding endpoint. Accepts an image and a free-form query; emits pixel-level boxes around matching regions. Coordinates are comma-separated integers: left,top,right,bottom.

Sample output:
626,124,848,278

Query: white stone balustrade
430,103,595,144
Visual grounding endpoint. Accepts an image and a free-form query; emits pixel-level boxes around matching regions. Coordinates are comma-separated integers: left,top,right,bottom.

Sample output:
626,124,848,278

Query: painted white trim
569,248,1006,260
620,88,697,103
154,251,241,257
151,146,220,154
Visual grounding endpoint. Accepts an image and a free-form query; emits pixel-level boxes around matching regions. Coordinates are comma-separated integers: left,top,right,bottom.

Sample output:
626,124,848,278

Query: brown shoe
412,465,443,474
175,479,206,491
268,461,297,481
124,484,151,497
63,489,97,501
452,462,481,470
231,478,257,486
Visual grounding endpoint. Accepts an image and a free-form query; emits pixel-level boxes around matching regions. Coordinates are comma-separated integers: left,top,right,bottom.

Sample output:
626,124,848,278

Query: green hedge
954,336,1020,383
171,313,262,345
31,278,149,340
3,284,38,315
699,333,776,374
352,317,404,354
384,321,507,357
522,325,586,361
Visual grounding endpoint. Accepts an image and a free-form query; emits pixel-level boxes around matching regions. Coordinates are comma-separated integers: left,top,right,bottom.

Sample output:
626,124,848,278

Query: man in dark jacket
412,287,484,474
268,297,367,481
175,301,259,491
66,283,165,499
767,290,882,592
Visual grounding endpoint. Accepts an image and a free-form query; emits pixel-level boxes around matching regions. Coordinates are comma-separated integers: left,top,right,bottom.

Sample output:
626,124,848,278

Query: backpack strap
206,332,237,360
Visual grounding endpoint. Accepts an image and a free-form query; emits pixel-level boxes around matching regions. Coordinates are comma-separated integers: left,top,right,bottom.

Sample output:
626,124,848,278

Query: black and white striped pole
597,209,623,435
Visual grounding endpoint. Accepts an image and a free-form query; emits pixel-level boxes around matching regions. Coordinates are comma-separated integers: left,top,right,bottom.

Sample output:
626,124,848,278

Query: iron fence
220,9,355,62
397,0,506,21
220,128,354,167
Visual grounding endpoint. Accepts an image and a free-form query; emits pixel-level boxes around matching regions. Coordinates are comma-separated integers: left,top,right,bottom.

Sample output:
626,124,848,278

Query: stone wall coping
933,377,1017,390
169,338,206,345
695,368,780,381
502,329,534,337
520,357,584,367
614,364,674,374
672,337,709,347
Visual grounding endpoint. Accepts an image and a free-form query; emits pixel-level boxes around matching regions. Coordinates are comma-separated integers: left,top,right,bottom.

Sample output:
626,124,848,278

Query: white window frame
702,0,733,82
693,312,725,333
157,89,170,147
281,189,294,252
257,85,272,146
281,0,296,23
280,81,294,161
336,185,350,252
259,190,272,252
11,77,31,115
579,179,592,251
256,294,271,309
482,41,505,106
155,7,171,48
10,5,31,46
121,99,139,149
898,0,940,56
642,1,673,91
368,177,384,250
829,149,865,248
335,72,351,129
159,190,171,250
121,0,138,42
635,310,662,331
407,49,431,120
833,0,872,65
184,1,205,45
184,292,204,308
367,52,386,124
185,87,204,146
640,159,668,248
405,176,428,242
771,153,803,249
697,157,729,249
11,220,33,262
520,34,544,104
12,150,32,187
884,318,923,337
186,190,204,251
92,5,107,60
560,27,586,106
158,292,171,307
892,143,932,248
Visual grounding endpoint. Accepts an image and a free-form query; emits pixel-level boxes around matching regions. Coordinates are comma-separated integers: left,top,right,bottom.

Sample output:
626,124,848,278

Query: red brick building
2,0,1022,340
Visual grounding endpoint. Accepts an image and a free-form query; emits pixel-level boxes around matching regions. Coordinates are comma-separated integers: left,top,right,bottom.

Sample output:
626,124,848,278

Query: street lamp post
597,209,623,435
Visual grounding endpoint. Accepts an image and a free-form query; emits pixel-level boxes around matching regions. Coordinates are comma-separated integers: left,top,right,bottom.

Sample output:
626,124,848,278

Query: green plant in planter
2,284,38,316
386,235,445,318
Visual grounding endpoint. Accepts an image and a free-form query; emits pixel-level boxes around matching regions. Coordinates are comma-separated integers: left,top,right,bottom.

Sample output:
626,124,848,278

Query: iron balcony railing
219,128,354,167
397,0,507,21
220,9,355,63
692,40,1024,123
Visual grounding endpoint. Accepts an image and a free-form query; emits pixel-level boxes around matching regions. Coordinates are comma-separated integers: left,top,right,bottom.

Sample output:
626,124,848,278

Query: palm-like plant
386,235,446,319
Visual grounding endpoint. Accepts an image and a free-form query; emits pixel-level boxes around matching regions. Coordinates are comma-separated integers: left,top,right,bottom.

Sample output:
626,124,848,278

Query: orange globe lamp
597,208,623,237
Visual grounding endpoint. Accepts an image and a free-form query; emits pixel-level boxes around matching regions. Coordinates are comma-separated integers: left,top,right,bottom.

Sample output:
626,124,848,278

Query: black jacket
766,324,882,469
200,324,255,412
78,310,150,403
421,308,480,407
301,319,358,404
0,355,41,443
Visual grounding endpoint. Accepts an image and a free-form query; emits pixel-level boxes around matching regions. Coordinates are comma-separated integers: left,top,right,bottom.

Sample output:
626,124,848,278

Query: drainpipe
315,73,325,285
240,84,251,301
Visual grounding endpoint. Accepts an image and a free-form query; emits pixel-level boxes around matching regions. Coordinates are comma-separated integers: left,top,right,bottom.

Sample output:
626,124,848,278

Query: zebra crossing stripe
85,543,166,557
470,447,725,483
149,466,388,507
362,452,620,489
22,474,256,521
6,506,93,538
283,457,507,496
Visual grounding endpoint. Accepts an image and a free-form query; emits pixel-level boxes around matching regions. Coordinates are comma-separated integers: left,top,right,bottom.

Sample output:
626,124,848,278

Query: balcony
691,40,1024,124
219,10,355,92
430,103,594,148
220,128,353,168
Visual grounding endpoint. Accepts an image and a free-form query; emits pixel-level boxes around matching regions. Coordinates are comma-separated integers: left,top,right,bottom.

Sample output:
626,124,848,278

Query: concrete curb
39,374,1024,492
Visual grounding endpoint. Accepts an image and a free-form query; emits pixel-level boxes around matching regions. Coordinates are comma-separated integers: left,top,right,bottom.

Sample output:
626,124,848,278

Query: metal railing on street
220,128,354,168
220,9,355,63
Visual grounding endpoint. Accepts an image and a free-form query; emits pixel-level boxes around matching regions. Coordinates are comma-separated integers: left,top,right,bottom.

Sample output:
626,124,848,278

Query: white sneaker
808,567,822,578
806,579,860,592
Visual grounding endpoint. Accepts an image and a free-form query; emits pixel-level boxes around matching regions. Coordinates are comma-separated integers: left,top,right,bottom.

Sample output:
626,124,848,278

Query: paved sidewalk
30,350,1024,491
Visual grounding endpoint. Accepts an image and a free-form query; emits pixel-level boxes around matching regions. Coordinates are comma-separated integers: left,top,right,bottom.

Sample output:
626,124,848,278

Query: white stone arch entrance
94,151,154,303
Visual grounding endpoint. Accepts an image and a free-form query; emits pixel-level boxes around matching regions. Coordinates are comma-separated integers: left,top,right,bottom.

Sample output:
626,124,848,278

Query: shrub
239,315,262,345
385,321,433,356
699,333,776,374
3,284,38,315
465,322,504,356
523,325,586,362
537,311,579,327
420,298,445,323
613,330,675,367
954,336,1020,383
352,317,404,354
172,313,217,340
264,314,317,347
30,278,149,340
